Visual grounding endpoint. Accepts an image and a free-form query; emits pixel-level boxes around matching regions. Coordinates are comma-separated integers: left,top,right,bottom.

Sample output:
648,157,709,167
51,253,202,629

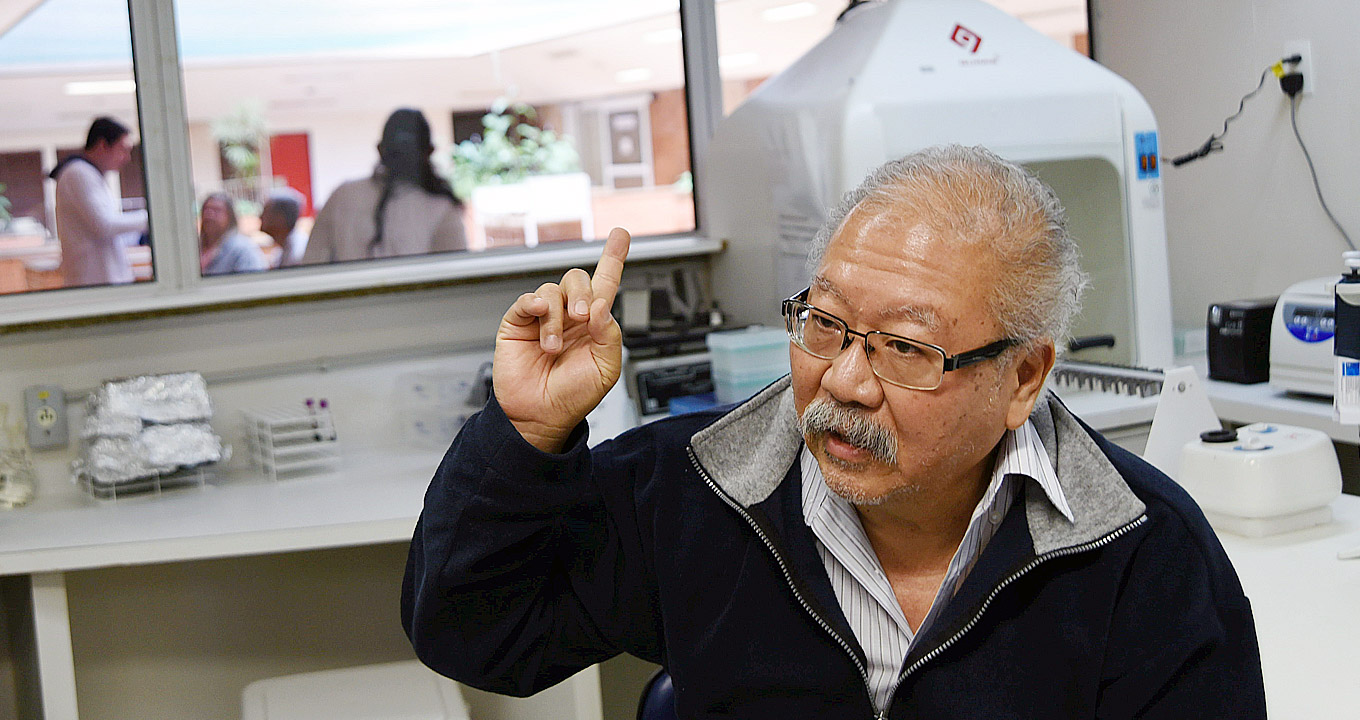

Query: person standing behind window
199,192,267,276
51,116,148,287
302,108,466,265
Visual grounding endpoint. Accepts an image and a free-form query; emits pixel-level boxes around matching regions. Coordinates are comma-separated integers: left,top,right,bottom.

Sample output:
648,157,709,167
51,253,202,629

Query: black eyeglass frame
781,287,1017,390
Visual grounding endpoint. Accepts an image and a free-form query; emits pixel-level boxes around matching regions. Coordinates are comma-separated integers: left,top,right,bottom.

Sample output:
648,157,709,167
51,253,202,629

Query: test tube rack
76,464,211,501
243,406,340,482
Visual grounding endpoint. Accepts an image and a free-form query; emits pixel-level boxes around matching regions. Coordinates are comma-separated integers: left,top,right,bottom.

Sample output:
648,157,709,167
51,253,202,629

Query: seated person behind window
199,192,267,276
259,187,308,268
302,108,466,264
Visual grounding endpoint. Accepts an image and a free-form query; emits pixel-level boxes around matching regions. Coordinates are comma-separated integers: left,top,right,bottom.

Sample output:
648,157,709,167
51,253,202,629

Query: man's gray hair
807,144,1089,353
263,187,306,229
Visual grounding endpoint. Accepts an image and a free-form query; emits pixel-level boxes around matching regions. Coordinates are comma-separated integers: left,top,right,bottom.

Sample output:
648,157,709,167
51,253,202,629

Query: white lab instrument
394,369,485,451
1141,366,1221,480
1327,252,1360,558
1269,276,1336,396
705,0,1173,370
1179,423,1342,537
1333,252,1360,421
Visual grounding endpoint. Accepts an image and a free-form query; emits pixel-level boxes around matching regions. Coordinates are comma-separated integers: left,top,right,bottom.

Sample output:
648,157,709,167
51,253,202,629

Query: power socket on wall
24,384,69,450
1284,39,1314,96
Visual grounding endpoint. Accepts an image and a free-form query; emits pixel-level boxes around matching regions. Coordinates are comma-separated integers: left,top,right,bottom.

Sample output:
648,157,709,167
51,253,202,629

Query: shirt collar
994,419,1074,523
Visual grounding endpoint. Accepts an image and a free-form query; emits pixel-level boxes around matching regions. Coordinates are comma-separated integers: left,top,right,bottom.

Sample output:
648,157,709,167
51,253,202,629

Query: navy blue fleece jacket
402,377,1266,718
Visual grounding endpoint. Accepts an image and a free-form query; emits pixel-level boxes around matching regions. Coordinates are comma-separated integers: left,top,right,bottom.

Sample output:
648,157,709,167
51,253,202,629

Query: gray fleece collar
689,377,1146,552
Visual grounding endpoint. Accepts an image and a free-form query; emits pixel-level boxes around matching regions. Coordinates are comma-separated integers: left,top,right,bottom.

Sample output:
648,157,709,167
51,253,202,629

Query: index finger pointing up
590,227,631,308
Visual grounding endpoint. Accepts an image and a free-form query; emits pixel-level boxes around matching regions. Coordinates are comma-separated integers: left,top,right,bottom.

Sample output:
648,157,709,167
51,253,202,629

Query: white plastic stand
1142,366,1222,481
243,407,340,481
77,465,211,500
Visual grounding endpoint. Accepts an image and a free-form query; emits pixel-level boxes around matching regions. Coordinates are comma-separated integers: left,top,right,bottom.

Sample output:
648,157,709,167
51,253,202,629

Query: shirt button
989,510,1004,524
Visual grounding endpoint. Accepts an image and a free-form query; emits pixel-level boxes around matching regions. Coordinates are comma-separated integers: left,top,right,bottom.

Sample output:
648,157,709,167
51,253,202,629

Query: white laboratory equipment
704,0,1173,371
0,402,36,508
1179,423,1342,537
242,661,470,720
1331,251,1360,558
1139,369,1343,538
1269,276,1336,396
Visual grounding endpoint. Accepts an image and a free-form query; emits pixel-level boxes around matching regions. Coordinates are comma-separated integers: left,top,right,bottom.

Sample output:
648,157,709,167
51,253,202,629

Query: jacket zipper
686,447,885,718
889,513,1150,697
689,445,1147,719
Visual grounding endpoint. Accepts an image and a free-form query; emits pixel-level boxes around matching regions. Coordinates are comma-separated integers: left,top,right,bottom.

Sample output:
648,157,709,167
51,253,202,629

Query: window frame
0,0,723,327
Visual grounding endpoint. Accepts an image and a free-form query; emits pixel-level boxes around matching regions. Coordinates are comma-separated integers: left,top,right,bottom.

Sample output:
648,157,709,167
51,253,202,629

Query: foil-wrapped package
81,411,142,440
77,372,226,493
85,436,175,485
94,372,213,425
141,423,223,467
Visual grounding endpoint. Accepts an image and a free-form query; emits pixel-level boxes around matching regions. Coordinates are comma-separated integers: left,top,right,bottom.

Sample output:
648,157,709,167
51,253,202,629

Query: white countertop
1203,376,1360,443
0,448,444,575
1216,494,1360,719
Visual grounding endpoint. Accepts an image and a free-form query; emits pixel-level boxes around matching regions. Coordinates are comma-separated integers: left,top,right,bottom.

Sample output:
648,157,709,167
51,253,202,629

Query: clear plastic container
706,326,790,403
713,372,784,404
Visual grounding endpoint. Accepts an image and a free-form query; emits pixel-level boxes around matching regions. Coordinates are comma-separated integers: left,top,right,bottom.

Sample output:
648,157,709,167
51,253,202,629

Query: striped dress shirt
799,419,1074,713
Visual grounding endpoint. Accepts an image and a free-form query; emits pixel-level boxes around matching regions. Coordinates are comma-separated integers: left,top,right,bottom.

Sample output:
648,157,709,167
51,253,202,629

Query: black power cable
1167,64,1275,167
1286,91,1357,251
1165,56,1355,250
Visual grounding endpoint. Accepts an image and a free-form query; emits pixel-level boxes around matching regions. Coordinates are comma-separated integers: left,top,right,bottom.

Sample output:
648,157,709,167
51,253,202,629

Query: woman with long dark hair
302,108,466,264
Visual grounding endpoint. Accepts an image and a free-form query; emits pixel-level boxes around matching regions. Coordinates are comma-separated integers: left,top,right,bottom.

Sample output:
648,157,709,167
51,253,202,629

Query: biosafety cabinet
704,0,1173,369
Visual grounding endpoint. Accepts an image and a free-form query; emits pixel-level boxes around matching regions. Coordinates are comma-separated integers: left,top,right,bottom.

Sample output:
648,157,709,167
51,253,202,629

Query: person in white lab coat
50,116,148,287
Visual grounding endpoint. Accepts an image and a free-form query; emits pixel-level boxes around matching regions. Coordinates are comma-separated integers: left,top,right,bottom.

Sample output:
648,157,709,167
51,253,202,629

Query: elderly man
402,146,1265,718
258,188,308,268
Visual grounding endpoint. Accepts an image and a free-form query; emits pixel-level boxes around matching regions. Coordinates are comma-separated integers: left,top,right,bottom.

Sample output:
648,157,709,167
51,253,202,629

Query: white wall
1091,0,1360,340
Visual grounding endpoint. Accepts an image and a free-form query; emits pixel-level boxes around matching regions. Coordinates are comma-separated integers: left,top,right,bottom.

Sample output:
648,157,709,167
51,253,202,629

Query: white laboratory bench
0,450,604,720
1,390,1355,719
1167,352,1359,443
1217,494,1360,720
1203,376,1360,444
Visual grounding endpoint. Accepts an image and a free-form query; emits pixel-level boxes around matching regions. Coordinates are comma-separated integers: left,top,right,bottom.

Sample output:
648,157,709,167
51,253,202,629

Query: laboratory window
0,0,153,294
172,0,698,276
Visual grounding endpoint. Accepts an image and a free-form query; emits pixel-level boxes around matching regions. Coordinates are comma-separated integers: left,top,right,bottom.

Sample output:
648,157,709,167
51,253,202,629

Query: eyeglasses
781,288,1016,391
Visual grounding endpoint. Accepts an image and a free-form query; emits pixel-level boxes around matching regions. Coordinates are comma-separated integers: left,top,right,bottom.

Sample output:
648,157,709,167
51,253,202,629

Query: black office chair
637,668,679,720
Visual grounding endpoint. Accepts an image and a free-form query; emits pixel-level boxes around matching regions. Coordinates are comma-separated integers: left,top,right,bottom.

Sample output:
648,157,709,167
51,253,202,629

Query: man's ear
1005,341,1056,429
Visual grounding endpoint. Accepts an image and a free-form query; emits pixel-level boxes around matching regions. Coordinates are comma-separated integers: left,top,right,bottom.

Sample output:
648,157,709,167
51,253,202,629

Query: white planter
469,172,594,249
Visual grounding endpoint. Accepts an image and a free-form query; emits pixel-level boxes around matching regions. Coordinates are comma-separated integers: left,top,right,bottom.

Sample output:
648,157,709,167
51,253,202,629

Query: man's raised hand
493,227,631,452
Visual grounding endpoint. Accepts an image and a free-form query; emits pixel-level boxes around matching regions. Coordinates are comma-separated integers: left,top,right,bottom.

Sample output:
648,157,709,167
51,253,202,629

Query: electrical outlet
24,384,69,450
1284,39,1314,96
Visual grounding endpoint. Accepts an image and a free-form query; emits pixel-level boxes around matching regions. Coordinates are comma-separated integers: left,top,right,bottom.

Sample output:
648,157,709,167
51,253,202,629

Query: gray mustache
799,399,898,465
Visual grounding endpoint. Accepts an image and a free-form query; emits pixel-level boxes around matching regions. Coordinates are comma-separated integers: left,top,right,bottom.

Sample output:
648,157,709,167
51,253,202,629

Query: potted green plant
212,102,268,216
449,100,581,200
450,100,591,247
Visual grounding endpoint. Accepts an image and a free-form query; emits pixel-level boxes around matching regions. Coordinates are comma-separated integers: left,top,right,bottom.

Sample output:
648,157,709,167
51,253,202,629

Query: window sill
0,234,723,332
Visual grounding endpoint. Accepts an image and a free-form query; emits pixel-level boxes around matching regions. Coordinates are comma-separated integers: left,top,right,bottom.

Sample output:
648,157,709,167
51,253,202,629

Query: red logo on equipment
950,24,981,53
